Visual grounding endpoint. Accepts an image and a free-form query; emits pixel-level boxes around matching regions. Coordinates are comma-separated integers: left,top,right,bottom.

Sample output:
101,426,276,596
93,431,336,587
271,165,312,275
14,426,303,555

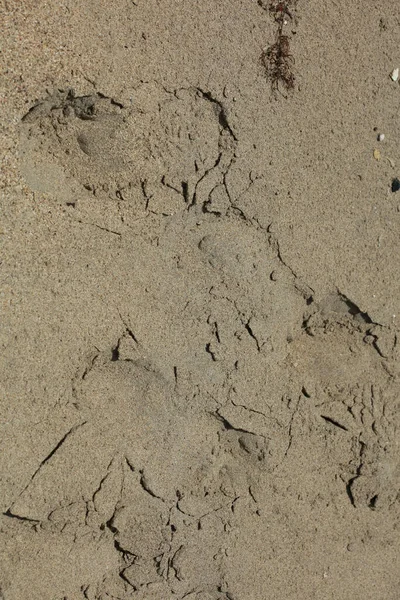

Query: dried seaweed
260,1,298,94
261,31,295,92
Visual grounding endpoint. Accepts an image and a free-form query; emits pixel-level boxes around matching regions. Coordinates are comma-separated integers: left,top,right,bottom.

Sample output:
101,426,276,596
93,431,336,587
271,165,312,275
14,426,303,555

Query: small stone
391,178,400,192
373,149,381,160
377,133,385,142
390,68,399,81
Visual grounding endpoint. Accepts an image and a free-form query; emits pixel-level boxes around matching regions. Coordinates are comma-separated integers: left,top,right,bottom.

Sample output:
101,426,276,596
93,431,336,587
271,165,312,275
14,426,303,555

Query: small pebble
391,178,400,192
373,149,381,160
378,133,385,142
390,68,399,82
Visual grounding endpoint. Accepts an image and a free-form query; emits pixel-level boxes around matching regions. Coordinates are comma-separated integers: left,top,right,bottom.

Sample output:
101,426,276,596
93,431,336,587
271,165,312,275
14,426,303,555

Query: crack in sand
5,421,87,518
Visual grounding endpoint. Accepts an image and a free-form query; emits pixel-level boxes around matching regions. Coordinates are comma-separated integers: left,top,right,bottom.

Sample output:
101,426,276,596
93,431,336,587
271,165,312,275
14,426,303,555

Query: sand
1,1,400,598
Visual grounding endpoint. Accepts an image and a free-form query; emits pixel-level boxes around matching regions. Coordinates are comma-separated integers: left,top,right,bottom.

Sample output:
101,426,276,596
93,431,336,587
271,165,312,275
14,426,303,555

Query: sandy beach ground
1,1,400,598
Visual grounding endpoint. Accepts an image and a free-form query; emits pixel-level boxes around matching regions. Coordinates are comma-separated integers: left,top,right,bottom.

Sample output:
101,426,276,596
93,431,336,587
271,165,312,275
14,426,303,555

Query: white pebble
390,68,399,81
378,133,385,141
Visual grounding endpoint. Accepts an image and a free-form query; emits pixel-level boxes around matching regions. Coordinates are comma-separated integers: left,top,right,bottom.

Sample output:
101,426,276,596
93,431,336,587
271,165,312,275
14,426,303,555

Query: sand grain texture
1,0,400,598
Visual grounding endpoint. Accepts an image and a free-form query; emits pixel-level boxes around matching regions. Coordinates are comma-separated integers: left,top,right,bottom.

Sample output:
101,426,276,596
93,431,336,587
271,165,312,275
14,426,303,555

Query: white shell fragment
387,157,395,168
390,68,399,82
378,133,385,141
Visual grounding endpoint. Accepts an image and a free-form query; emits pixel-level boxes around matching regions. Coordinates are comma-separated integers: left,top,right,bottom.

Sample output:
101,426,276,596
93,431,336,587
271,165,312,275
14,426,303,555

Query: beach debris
377,133,385,142
373,149,381,161
387,157,395,168
391,178,400,192
390,68,399,82
260,1,298,94
261,33,295,93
